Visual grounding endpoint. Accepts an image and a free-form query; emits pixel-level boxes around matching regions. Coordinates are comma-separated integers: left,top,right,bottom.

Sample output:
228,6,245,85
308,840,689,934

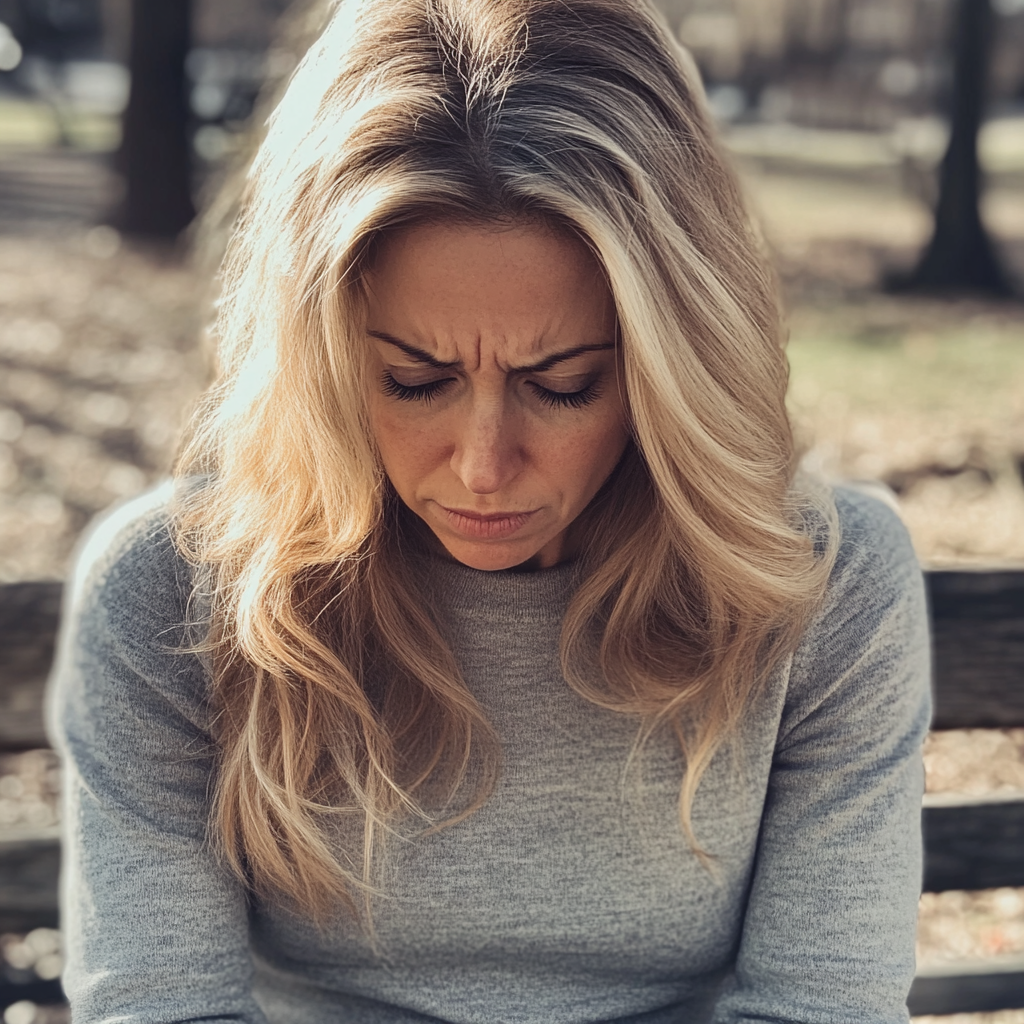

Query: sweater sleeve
712,488,932,1024
48,484,268,1024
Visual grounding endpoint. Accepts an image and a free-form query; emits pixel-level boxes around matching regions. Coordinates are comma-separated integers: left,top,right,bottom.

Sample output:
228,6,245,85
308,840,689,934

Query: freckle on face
364,218,630,571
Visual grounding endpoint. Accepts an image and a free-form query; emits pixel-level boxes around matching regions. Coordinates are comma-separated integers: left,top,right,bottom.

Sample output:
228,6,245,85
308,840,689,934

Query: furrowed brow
514,344,616,373
367,331,461,370
367,332,615,373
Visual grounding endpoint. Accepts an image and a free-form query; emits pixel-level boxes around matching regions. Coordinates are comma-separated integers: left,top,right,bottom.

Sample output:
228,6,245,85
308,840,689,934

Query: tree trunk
118,0,195,239
898,0,1012,296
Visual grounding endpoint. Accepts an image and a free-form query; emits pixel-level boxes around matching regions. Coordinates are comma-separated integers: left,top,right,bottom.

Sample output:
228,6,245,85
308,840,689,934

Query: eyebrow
367,330,615,373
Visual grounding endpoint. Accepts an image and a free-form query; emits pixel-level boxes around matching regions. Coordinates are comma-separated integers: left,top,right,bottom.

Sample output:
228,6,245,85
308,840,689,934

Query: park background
0,0,1023,1020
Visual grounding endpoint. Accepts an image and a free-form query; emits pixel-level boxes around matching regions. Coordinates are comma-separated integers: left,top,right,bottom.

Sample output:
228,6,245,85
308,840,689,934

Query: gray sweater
49,483,930,1024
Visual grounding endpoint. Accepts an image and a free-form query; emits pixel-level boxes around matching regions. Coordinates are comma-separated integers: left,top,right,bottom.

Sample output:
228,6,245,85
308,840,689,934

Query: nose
449,396,525,495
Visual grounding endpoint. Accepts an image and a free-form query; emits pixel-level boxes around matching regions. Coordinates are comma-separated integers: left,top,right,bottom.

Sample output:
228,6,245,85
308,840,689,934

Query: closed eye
528,379,603,409
380,372,456,404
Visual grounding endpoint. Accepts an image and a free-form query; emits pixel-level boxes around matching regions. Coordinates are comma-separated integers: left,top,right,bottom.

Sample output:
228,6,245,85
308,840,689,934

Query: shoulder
66,479,198,647
50,482,220,832
789,480,922,646
780,483,930,739
823,483,922,621
51,480,212,740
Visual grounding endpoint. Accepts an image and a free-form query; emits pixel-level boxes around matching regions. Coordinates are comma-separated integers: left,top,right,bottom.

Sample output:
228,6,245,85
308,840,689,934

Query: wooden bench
911,569,1024,1016
3,573,1024,1015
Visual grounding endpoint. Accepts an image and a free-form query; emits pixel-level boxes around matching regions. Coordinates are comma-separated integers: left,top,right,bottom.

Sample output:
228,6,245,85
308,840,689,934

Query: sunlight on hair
173,0,838,925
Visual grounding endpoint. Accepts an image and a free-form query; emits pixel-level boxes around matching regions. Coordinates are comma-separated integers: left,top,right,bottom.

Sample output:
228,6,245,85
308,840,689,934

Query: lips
439,505,539,539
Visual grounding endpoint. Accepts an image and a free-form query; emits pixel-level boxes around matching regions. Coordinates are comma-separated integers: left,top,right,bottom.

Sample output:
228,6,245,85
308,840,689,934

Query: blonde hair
176,0,838,923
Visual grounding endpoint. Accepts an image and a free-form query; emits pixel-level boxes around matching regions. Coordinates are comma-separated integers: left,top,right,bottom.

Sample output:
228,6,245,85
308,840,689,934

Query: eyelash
529,380,602,409
379,373,454,404
379,373,602,409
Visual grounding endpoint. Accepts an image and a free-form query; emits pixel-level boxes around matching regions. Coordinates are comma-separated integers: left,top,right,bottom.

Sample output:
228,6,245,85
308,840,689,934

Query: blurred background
0,0,1022,1020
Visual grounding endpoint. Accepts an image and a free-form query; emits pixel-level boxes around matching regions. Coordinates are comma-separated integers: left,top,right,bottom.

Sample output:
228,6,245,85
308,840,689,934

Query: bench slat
0,835,60,933
0,581,62,752
909,970,1024,1017
928,571,1024,729
923,800,1024,892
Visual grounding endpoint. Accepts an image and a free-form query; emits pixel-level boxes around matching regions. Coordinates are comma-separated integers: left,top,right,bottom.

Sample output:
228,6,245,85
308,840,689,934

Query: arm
48,485,268,1024
713,489,931,1024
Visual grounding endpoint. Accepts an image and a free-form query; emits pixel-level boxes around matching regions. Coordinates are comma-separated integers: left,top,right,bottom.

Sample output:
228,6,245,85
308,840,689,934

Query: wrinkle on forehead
363,219,616,376
428,323,600,374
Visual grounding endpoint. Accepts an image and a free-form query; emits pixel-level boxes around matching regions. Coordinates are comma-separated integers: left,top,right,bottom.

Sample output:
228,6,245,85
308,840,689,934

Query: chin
440,538,547,572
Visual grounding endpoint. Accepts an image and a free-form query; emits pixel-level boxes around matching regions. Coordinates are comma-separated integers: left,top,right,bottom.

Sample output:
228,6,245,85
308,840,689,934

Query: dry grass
746,162,1024,569
788,299,1024,565
0,228,208,582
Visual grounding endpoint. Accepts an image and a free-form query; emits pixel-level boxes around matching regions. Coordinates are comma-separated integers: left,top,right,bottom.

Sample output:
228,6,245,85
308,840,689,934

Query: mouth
438,505,540,539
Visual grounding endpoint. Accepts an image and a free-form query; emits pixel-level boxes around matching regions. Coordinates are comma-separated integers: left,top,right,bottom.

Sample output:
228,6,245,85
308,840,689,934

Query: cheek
369,403,449,489
544,413,630,491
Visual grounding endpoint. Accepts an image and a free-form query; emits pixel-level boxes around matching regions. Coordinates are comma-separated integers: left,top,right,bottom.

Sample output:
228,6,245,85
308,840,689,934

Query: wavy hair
175,0,838,922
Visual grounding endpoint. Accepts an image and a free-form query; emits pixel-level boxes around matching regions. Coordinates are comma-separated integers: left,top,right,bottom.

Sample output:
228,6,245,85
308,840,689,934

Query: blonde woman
51,0,930,1021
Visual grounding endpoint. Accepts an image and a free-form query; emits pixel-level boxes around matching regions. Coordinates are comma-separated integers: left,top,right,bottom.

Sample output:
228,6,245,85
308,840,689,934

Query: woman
51,0,931,1021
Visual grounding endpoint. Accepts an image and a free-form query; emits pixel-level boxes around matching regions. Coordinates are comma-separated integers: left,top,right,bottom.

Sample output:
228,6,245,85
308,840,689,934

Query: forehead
363,219,615,360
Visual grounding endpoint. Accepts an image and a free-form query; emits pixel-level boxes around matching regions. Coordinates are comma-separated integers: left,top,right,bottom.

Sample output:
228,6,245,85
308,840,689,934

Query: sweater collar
422,553,582,623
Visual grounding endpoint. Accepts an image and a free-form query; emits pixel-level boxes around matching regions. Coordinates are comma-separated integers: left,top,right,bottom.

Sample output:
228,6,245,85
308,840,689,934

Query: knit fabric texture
49,483,931,1023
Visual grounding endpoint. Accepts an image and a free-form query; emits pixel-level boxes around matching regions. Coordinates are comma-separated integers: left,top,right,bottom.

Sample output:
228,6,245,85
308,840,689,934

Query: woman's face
364,219,630,571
